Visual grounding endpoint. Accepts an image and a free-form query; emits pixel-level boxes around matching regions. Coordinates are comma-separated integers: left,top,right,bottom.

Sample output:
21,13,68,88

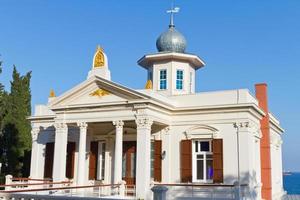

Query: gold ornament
90,89,110,97
49,89,56,97
145,79,153,89
93,45,105,68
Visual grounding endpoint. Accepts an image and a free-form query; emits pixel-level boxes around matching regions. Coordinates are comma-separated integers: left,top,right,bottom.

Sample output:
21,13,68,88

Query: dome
156,26,187,53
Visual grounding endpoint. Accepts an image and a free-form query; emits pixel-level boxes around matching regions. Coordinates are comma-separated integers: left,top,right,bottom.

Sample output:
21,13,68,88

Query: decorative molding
77,121,88,130
90,88,110,97
135,117,153,129
233,122,250,129
113,120,124,129
31,127,40,142
54,122,68,131
184,124,219,139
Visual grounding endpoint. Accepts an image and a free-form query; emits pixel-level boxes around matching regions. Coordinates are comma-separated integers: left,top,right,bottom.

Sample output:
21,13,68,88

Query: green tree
1,66,32,177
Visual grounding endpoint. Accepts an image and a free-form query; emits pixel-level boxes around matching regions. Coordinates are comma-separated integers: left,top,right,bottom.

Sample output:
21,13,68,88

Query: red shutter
89,141,98,180
180,140,192,182
66,142,76,179
212,139,223,183
154,140,162,182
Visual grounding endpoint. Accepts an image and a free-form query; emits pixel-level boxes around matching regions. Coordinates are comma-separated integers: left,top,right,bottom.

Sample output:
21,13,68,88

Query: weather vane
167,5,180,27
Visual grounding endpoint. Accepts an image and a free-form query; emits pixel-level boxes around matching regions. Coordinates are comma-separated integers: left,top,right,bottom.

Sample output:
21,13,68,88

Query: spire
167,6,180,28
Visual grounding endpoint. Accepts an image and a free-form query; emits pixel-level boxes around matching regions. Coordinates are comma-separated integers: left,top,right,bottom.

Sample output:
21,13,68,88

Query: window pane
200,141,210,152
160,80,166,89
197,160,204,180
195,141,198,152
197,154,203,159
206,159,213,180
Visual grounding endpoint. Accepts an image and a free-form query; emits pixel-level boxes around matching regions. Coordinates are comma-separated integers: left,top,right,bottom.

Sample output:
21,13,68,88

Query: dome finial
167,6,180,28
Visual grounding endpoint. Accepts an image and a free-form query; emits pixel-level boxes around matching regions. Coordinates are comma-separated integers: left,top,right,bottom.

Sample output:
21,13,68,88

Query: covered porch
30,117,166,199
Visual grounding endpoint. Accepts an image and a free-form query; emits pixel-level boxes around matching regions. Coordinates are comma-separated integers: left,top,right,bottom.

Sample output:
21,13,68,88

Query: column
113,120,124,184
135,117,153,199
77,122,88,186
29,126,39,178
53,123,68,182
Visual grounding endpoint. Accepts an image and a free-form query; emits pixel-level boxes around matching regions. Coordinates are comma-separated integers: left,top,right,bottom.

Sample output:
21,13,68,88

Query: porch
30,117,165,199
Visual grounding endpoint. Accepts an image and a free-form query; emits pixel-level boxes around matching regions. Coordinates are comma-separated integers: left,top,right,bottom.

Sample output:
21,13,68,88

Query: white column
135,117,153,199
53,123,68,182
113,120,124,184
29,126,39,178
77,122,88,186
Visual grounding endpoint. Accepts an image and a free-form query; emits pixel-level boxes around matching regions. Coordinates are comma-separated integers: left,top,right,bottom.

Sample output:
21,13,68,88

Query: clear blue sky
0,0,299,171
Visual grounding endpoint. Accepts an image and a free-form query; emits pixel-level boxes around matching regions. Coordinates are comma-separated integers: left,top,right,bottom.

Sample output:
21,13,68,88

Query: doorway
44,142,54,178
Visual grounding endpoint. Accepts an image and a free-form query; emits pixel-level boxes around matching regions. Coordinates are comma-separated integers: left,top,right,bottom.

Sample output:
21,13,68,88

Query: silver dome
156,26,187,53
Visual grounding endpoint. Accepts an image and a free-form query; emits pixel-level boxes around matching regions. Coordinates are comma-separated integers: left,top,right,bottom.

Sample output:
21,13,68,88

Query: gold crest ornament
93,45,105,68
49,89,56,97
145,79,153,89
90,89,110,97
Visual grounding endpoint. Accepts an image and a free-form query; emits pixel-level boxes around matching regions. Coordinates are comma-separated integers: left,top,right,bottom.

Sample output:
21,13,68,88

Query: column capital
113,120,124,129
135,117,153,129
77,121,88,129
31,127,40,142
54,122,68,130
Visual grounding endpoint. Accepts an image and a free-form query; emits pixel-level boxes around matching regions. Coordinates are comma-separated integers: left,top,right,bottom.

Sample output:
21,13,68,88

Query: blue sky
0,0,299,171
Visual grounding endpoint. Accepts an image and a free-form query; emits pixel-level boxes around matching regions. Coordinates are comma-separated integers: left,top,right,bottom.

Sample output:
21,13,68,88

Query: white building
28,16,285,200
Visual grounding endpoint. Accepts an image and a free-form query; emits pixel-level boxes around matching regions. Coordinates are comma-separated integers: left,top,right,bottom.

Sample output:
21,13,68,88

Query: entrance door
122,141,136,185
44,142,54,178
66,142,76,179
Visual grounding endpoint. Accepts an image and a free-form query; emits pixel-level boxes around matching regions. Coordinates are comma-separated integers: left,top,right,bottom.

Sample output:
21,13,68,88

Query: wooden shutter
180,140,192,182
212,139,223,183
89,141,98,180
44,142,54,179
66,142,76,179
154,140,162,182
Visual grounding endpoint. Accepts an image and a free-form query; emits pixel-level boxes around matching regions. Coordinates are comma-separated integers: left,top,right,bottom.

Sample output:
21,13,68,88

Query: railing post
119,180,126,197
5,175,12,191
151,185,168,200
234,181,241,200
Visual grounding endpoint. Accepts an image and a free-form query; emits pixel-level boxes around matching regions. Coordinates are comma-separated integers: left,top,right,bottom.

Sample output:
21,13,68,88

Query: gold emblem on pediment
90,89,110,97
93,45,105,68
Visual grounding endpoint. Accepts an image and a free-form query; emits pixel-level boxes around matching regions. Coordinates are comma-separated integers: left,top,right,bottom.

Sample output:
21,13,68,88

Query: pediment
49,76,149,109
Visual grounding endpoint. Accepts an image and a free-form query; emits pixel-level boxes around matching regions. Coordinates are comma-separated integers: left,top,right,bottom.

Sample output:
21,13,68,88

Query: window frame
192,140,213,183
176,69,184,90
159,69,167,90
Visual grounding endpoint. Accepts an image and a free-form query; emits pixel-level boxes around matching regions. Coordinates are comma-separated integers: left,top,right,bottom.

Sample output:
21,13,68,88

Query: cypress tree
1,66,32,177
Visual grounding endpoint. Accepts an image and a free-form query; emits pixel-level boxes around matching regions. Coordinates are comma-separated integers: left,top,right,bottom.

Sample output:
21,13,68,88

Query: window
192,140,213,182
159,70,167,90
176,70,183,90
97,142,106,180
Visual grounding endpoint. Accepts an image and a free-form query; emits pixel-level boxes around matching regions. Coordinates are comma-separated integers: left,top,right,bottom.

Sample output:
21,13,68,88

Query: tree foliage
0,63,32,178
